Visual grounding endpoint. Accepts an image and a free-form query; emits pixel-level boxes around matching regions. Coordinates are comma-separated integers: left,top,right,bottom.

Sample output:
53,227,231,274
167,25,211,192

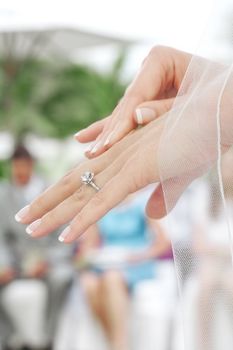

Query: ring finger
25,139,141,238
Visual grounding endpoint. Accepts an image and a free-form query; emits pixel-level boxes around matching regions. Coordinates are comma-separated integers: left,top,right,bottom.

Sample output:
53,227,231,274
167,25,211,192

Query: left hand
14,72,232,243
15,118,165,243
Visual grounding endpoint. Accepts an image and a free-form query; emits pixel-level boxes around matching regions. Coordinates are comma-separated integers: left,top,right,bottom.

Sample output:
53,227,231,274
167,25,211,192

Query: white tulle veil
157,2,233,349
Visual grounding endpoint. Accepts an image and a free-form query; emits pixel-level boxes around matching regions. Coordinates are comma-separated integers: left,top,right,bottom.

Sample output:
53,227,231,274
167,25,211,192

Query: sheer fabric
157,10,233,349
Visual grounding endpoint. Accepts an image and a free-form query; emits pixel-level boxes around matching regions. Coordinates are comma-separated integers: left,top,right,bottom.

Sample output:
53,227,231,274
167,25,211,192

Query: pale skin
77,219,170,350
75,46,191,157
14,46,233,242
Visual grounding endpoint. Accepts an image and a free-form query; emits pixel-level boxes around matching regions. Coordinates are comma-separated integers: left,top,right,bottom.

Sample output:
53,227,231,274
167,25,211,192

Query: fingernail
104,131,114,146
91,142,100,154
26,219,42,235
58,226,71,242
84,143,93,153
15,205,30,222
74,128,86,138
135,108,156,124
135,109,143,124
74,131,81,138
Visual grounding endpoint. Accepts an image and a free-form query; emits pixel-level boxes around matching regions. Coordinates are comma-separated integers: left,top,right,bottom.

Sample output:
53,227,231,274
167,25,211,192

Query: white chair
54,286,109,350
131,261,177,350
55,261,177,350
1,280,48,348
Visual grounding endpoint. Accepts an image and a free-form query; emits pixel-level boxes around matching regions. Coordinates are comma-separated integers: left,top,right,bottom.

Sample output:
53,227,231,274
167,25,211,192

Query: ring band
81,171,100,192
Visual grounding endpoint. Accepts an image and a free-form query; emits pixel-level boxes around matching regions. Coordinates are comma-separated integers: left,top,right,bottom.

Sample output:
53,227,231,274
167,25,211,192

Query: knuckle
124,86,144,102
164,99,173,113
31,196,46,213
121,161,138,192
59,169,75,189
71,186,87,203
127,153,152,189
43,209,60,227
72,212,84,228
149,45,174,62
149,45,166,57
164,100,171,111
91,191,106,208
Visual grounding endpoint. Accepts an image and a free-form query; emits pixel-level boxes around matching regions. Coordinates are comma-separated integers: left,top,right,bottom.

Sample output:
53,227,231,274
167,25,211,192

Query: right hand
74,46,192,157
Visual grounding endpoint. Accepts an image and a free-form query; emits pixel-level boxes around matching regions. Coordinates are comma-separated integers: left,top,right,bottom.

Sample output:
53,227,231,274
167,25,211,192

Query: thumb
146,176,192,219
134,97,175,125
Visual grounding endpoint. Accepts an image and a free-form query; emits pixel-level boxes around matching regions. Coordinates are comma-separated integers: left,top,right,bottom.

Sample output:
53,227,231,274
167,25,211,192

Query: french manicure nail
85,143,93,153
26,219,42,235
74,128,86,138
135,108,143,124
91,142,100,154
15,205,30,222
135,108,156,125
104,131,114,146
58,226,71,242
74,131,81,138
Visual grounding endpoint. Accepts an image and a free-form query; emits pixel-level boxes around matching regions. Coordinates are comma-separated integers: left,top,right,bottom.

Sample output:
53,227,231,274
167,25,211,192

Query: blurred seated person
194,149,233,350
76,190,171,350
0,145,73,350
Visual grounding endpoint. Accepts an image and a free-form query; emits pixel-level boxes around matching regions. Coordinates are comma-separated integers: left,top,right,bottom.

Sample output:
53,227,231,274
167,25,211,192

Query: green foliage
0,160,9,179
0,52,127,141
41,61,125,138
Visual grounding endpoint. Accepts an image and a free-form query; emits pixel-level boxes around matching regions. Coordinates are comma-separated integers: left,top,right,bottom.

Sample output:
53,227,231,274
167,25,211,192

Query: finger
15,161,101,225
74,117,109,144
84,116,139,159
84,47,191,157
106,96,176,148
59,135,159,243
85,47,183,157
58,166,136,243
85,96,140,157
105,97,175,148
26,146,135,238
124,47,190,100
15,125,145,226
26,185,94,238
86,98,166,159
134,97,175,125
83,121,115,158
146,176,193,219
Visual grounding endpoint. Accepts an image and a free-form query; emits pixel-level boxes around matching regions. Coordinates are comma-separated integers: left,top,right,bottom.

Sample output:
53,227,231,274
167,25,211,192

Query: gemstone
81,171,94,184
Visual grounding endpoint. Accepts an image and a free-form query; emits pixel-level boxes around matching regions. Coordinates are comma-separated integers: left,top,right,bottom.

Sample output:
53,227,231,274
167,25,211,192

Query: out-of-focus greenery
0,160,9,179
0,52,127,141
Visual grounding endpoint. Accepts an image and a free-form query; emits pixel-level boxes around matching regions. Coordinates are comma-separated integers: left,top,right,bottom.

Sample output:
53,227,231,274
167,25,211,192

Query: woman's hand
14,51,233,244
75,46,191,157
12,103,213,243
15,118,166,243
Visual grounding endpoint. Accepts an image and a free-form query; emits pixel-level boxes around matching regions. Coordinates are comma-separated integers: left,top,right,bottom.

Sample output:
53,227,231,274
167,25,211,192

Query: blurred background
0,1,233,350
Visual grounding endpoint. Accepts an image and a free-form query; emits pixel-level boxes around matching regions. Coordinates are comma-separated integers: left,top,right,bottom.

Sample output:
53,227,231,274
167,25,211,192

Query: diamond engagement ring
81,171,100,192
